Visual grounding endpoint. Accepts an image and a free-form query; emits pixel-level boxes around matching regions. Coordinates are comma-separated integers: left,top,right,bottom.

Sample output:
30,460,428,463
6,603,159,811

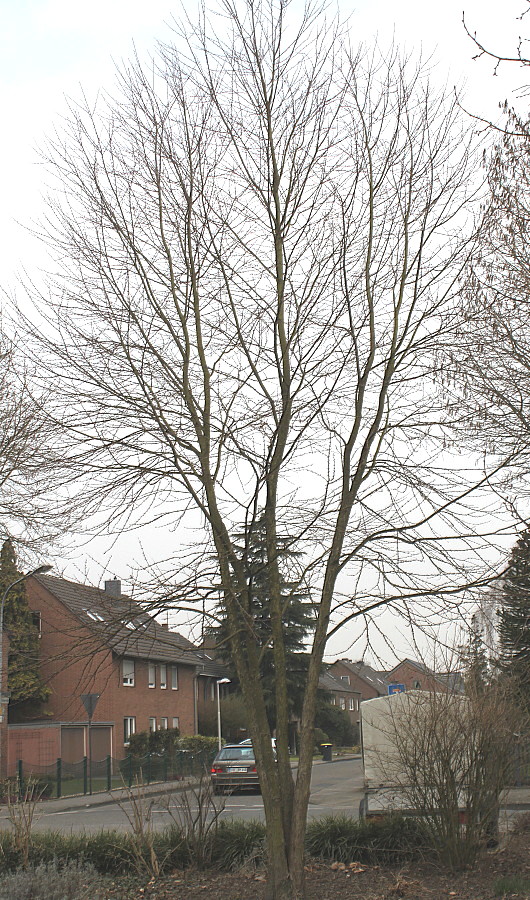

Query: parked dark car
210,743,260,793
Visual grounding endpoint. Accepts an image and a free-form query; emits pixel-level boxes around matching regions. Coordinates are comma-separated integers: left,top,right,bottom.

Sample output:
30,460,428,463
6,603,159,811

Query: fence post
146,752,151,784
17,759,23,800
106,754,111,792
56,758,62,799
163,750,168,783
83,756,88,795
127,753,133,789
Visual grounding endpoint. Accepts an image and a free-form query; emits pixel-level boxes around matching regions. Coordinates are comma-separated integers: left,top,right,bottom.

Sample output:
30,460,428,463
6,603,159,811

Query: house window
160,717,168,730
171,666,178,690
160,664,167,689
124,716,136,744
122,659,135,687
148,663,156,688
349,697,354,710
339,697,346,710
340,675,350,684
86,610,104,622
172,717,180,731
32,611,41,636
330,696,336,705
149,717,157,733
413,680,421,689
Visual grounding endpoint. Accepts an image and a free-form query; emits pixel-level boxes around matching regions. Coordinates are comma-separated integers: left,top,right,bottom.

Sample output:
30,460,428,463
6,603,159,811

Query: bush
305,814,429,865
0,859,102,900
209,819,266,870
175,735,219,756
315,701,357,746
127,727,180,757
313,727,330,749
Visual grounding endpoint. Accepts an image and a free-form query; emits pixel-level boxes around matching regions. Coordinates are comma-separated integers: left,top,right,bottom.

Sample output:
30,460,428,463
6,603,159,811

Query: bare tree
448,103,530,508
23,2,508,896
0,322,70,554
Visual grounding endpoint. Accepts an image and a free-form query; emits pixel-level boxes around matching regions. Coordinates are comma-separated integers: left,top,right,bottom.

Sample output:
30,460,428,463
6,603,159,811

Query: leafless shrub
159,769,226,869
6,778,43,869
115,779,160,879
363,687,524,869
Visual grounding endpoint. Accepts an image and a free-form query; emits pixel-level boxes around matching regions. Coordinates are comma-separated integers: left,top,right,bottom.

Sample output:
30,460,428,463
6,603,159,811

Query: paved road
7,758,364,833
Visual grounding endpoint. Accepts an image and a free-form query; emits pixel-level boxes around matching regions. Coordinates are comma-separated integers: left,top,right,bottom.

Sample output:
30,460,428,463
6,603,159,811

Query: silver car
210,743,260,793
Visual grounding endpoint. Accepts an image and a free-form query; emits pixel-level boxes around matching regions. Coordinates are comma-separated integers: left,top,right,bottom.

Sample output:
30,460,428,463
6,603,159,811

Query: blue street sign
388,683,406,694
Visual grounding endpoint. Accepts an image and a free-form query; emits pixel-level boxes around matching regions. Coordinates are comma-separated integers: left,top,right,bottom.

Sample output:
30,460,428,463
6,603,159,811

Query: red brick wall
388,661,448,693
8,724,61,774
24,579,198,759
329,662,382,701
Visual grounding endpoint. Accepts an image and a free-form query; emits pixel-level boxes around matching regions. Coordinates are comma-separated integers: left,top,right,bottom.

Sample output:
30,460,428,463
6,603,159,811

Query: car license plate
227,766,247,773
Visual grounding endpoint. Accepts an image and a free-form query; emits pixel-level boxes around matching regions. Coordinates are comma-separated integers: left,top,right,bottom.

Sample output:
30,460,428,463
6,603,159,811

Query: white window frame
172,717,179,731
349,697,355,711
171,666,178,690
159,663,167,689
124,716,136,744
160,717,168,730
341,675,350,684
339,697,346,710
149,717,157,733
122,658,135,687
148,663,156,689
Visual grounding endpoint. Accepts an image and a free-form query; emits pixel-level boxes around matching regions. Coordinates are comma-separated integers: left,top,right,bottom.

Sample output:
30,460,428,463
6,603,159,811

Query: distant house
387,659,464,694
318,671,362,727
328,659,389,702
8,574,224,773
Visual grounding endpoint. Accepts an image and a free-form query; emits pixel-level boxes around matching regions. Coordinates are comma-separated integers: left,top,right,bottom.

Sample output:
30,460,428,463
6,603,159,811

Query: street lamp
0,563,52,773
216,678,231,750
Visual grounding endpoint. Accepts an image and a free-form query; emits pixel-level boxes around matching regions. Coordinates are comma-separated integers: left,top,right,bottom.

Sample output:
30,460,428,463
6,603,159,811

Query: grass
493,875,530,897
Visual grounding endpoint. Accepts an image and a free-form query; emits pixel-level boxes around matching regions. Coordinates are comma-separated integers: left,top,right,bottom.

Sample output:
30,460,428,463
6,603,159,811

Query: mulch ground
104,831,530,899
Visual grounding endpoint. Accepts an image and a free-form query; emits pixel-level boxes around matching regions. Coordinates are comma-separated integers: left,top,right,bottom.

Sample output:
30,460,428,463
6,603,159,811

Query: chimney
104,578,121,598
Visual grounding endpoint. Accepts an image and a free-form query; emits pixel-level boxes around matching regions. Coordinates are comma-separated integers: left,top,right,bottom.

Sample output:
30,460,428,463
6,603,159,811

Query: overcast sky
1,0,526,662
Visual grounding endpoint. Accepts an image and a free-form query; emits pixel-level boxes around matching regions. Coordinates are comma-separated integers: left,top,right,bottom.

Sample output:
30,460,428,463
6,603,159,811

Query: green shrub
128,727,181,757
313,727,330,748
315,701,357,746
209,820,267,870
493,875,530,897
305,814,428,865
176,735,219,757
0,859,102,900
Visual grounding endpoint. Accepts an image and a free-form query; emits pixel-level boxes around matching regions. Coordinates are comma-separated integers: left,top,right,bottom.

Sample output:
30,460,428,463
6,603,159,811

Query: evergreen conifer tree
0,539,49,721
207,516,315,729
460,616,490,697
498,526,530,705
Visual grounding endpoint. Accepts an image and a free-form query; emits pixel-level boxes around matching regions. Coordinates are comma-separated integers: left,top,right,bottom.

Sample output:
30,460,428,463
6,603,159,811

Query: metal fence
16,748,216,799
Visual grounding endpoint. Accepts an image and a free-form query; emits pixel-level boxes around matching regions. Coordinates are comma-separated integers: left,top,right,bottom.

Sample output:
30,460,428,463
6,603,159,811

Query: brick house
9,574,219,772
328,659,389,702
386,659,464,694
319,671,362,728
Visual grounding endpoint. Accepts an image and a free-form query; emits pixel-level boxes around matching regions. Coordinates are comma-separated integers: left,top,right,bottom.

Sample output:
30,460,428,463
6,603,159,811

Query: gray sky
1,0,526,663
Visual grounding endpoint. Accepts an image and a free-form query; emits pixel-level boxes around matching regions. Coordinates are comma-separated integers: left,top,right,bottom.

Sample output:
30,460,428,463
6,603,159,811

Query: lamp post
216,678,231,750
0,563,52,775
